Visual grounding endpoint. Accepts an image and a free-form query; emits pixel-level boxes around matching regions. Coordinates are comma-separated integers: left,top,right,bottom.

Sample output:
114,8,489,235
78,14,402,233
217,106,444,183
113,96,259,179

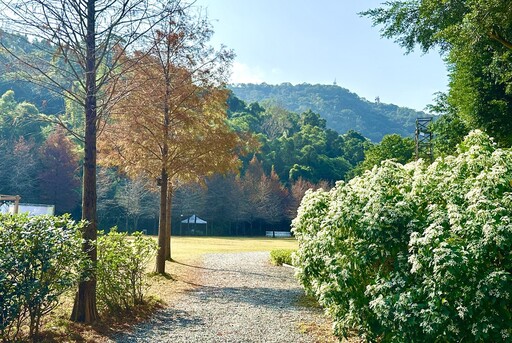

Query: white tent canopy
181,214,207,224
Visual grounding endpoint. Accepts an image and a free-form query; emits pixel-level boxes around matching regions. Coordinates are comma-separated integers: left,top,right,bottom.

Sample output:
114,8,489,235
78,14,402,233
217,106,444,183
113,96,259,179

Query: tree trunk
165,184,173,261
71,0,99,323
134,215,140,233
159,49,171,267
155,169,168,274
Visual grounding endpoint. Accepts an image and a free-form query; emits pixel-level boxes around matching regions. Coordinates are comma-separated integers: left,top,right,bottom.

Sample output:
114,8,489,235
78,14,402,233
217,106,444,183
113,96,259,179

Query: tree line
0,52,421,236
0,87,364,234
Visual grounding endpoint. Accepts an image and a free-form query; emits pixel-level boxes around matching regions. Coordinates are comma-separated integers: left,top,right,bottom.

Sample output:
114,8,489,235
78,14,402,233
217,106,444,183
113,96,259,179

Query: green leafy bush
96,229,157,312
270,249,295,266
293,130,512,342
0,214,86,340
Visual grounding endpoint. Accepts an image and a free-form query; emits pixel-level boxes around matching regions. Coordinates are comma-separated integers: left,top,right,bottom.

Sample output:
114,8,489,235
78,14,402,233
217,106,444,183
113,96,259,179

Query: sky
194,0,448,112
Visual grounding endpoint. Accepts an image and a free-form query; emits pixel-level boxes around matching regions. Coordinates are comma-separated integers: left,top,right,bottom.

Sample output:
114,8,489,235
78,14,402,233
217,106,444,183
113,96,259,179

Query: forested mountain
230,83,425,141
0,31,65,114
226,95,369,183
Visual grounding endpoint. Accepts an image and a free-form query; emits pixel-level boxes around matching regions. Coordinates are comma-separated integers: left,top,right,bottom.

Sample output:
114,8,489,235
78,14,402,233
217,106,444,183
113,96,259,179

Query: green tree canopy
362,0,512,146
0,90,45,141
353,134,415,176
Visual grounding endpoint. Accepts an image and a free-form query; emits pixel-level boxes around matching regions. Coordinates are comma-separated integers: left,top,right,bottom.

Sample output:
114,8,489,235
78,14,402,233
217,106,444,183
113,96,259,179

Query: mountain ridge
229,82,426,142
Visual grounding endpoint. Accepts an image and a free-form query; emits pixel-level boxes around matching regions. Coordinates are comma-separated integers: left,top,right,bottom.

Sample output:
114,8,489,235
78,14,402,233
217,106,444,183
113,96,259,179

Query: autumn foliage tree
38,127,80,214
258,167,289,228
99,6,239,274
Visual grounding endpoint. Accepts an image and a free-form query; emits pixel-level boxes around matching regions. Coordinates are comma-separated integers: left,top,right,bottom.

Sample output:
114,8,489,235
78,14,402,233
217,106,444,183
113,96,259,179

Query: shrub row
292,131,512,342
97,229,157,311
0,216,156,341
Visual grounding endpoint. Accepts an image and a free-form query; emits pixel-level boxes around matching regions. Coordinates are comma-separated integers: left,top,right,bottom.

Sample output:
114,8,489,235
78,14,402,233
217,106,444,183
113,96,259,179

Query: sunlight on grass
167,236,298,262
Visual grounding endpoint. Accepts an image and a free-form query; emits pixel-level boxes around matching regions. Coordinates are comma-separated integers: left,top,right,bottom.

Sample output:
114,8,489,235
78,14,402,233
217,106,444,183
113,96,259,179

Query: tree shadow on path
112,308,204,342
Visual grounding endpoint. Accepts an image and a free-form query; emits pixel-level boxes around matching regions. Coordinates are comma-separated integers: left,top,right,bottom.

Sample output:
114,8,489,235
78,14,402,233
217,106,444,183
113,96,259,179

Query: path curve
114,252,330,342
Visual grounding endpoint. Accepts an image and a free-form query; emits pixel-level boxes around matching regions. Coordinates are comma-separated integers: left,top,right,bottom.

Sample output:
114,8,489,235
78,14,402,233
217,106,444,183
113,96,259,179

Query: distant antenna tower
333,78,337,86
415,117,433,162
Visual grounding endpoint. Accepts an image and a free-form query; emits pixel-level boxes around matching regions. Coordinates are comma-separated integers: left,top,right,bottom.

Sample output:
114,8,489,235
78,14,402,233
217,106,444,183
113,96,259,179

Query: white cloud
230,61,265,84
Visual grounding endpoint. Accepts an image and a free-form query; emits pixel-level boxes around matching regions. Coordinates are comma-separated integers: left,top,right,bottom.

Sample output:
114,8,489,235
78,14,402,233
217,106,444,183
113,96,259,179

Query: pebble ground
113,252,331,343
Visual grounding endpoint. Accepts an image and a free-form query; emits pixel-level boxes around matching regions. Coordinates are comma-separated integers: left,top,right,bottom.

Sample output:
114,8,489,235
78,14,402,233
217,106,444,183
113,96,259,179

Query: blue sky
195,0,448,112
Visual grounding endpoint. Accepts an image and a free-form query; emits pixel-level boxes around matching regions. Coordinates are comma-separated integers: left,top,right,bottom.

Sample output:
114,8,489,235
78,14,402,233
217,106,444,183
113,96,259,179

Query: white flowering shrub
293,130,512,342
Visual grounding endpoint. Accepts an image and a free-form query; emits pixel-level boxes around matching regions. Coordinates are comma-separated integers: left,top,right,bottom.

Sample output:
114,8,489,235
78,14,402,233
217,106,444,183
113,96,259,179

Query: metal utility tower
415,117,433,162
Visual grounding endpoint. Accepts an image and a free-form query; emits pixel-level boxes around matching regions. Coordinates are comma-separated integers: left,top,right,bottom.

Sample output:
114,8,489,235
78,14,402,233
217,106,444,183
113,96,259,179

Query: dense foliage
0,90,81,214
350,133,415,177
0,85,413,234
0,213,156,340
227,95,370,183
363,0,512,146
230,83,424,141
96,230,157,311
293,131,512,341
269,249,295,266
0,32,415,236
0,214,87,340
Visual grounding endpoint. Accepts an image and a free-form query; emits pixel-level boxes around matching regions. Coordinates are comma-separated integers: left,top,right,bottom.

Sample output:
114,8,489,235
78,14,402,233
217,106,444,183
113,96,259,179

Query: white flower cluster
292,130,512,342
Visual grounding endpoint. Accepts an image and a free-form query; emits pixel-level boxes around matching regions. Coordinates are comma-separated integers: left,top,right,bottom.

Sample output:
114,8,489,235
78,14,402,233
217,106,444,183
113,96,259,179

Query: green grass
167,236,298,261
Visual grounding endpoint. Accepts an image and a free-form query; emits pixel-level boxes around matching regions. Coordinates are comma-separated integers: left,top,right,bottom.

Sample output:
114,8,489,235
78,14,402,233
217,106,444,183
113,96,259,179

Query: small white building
8,203,55,216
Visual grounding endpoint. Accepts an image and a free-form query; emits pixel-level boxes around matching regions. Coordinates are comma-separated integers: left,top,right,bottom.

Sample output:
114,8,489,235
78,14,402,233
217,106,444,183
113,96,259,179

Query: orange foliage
99,56,241,184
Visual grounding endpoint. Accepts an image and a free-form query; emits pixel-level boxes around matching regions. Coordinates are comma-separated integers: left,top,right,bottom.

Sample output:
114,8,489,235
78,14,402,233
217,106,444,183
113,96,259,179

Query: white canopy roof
181,214,207,224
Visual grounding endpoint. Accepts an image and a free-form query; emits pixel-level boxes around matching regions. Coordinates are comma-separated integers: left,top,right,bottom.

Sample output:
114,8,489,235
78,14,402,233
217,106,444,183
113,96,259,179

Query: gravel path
114,252,330,343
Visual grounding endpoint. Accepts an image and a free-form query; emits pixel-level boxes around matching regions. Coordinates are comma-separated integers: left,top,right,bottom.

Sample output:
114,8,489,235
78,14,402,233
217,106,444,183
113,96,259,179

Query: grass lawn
168,236,298,262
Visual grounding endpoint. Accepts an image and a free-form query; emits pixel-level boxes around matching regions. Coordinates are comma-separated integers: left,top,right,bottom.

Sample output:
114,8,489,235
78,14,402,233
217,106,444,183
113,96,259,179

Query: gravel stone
113,251,328,342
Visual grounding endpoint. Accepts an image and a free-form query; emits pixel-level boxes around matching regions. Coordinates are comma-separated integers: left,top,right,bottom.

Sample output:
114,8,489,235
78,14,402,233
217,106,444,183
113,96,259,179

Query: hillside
230,83,425,142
